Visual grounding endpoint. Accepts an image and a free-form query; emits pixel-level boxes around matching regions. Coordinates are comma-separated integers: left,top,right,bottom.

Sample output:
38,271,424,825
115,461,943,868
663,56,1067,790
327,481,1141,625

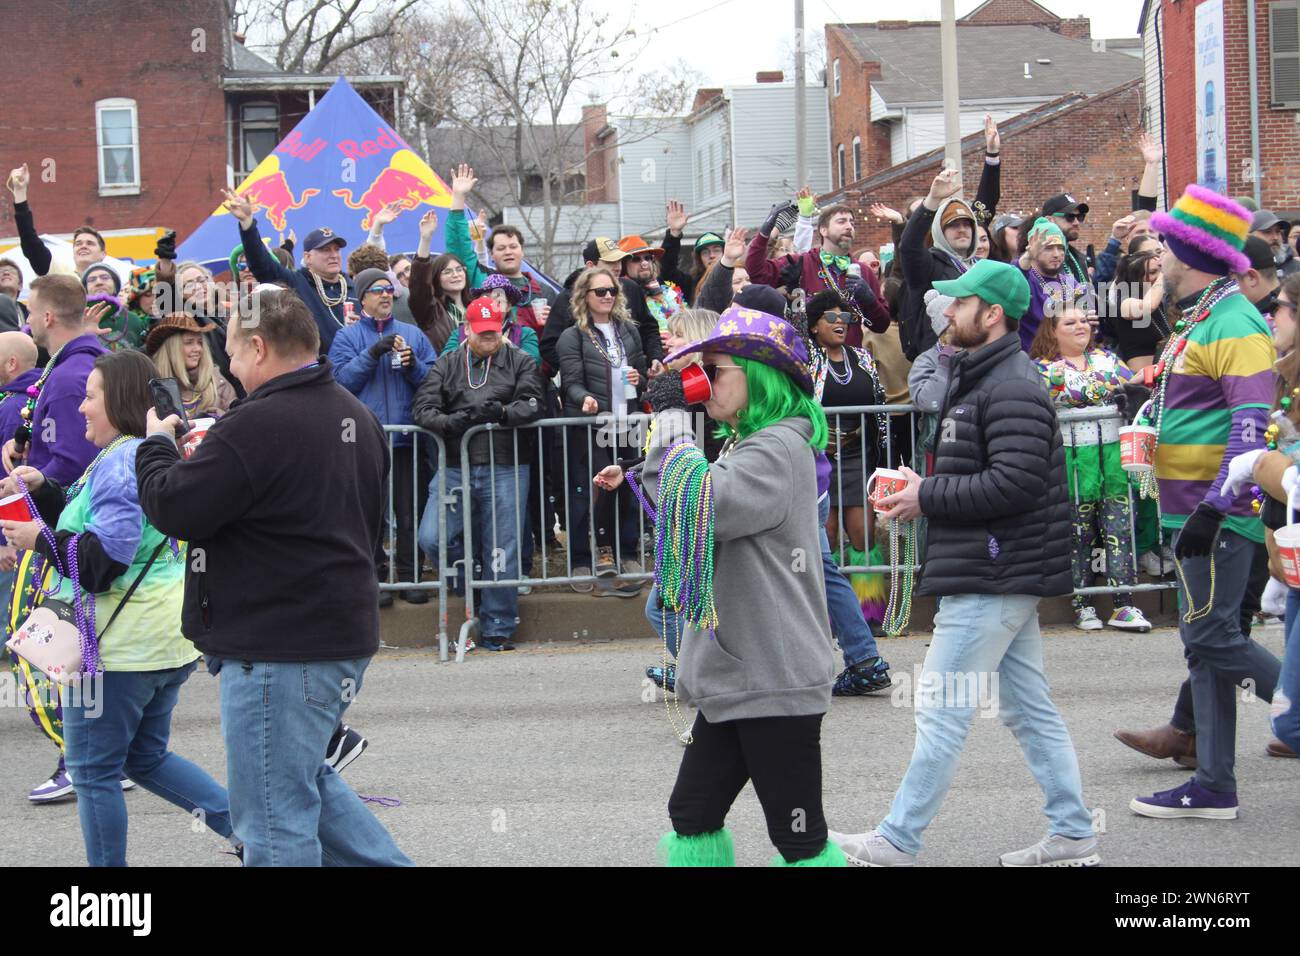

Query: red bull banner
176,77,454,273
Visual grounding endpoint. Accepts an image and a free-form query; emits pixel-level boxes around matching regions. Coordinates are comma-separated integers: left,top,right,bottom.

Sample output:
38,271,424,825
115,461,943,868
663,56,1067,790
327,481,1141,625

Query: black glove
470,400,504,424
440,409,473,435
645,371,687,413
154,230,177,261
845,274,876,308
1174,502,1224,559
368,333,398,359
760,200,796,237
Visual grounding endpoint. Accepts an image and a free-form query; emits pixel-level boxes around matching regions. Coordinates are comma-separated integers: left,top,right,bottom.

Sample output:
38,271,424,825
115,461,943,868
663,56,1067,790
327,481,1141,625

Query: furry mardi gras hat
1151,184,1251,276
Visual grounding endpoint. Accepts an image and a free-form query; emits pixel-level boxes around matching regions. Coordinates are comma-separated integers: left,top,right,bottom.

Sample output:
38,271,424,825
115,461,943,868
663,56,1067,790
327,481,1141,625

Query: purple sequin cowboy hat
664,305,814,394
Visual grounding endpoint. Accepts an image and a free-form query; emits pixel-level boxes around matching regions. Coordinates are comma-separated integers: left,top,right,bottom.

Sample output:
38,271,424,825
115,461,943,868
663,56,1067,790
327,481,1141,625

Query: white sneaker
120,777,136,791
1160,545,1177,574
1107,606,1152,632
1073,606,1104,631
827,829,916,867
1000,833,1101,867
1140,551,1165,577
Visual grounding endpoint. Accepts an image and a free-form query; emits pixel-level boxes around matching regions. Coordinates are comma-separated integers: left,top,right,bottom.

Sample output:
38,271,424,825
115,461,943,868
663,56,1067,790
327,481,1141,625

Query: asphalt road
1,623,1294,867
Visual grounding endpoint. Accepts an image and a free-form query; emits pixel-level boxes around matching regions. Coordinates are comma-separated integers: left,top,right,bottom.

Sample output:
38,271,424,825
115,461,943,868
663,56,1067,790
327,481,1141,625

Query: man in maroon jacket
745,203,891,345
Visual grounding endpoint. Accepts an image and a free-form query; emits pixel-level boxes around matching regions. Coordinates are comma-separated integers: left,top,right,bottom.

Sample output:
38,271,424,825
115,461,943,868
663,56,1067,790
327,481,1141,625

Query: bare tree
231,0,421,74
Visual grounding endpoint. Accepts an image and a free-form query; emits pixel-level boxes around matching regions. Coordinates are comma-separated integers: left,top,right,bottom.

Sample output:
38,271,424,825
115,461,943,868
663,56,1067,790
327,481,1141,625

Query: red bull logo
332,150,451,230
237,157,320,232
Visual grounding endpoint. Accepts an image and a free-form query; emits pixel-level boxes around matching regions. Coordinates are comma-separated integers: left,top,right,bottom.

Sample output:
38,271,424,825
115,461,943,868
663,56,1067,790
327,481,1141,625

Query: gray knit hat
81,262,121,295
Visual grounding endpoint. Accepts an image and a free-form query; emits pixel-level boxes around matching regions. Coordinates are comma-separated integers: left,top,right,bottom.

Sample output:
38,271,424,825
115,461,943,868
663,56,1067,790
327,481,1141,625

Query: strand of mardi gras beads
655,440,718,634
882,517,917,636
1137,278,1238,502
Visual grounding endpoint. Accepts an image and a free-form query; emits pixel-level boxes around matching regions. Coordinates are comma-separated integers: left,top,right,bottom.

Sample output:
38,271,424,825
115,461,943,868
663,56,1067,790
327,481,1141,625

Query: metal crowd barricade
403,402,1175,663
451,413,655,661
1055,405,1176,597
380,425,450,660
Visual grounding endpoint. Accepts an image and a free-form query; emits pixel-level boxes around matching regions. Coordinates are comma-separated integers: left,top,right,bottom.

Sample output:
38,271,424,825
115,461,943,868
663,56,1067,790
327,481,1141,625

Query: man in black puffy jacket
830,260,1099,868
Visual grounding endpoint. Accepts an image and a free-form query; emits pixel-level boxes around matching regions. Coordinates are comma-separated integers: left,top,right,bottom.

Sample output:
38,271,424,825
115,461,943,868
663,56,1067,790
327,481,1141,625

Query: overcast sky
626,0,1143,89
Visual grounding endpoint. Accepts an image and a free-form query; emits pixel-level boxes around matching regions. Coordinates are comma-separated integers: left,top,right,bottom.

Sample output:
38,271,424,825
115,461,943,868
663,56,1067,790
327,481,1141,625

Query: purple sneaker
1130,778,1239,820
29,763,74,803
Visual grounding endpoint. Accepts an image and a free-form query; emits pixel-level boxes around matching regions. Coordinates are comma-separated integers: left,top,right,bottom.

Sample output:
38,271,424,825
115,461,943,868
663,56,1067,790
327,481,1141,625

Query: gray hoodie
930,197,978,266
641,408,836,722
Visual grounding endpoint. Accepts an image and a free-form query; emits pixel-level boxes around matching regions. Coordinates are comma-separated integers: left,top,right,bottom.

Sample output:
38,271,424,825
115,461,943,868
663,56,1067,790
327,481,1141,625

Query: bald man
0,331,40,463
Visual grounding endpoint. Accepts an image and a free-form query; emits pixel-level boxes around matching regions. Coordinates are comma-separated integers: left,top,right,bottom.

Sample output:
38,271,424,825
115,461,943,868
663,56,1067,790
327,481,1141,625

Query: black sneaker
479,637,516,652
832,658,892,696
325,724,368,773
401,589,430,605
378,590,394,608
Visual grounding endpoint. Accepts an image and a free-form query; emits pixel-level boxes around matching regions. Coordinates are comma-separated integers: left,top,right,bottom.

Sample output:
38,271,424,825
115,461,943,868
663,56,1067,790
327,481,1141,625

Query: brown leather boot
1113,724,1197,767
1266,738,1297,758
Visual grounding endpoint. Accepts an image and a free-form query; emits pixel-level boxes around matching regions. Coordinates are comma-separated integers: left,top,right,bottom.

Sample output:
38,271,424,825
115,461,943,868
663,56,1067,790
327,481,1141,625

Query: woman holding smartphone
0,350,236,866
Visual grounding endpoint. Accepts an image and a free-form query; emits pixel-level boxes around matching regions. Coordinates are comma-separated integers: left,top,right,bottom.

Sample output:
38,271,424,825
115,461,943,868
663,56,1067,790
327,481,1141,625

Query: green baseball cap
693,232,725,253
932,259,1032,321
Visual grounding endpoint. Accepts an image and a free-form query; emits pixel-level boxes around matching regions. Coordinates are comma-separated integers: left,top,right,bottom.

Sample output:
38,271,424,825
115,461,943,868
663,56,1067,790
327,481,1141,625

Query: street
1,621,1293,867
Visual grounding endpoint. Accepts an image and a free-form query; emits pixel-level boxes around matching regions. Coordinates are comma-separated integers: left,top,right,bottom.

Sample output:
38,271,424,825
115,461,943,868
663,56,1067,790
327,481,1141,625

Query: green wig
723,357,828,451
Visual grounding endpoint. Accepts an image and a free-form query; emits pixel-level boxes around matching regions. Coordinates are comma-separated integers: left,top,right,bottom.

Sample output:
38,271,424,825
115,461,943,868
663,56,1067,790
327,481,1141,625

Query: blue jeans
420,464,528,639
1276,590,1300,753
819,493,882,668
217,657,412,867
878,593,1094,855
62,661,234,867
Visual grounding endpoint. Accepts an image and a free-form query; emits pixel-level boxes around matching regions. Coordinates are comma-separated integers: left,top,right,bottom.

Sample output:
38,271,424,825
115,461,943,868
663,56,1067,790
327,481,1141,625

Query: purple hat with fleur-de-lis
664,305,814,393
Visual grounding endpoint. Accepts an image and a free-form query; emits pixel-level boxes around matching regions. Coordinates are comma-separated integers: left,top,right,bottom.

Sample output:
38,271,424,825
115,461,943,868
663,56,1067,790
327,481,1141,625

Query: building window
1271,0,1300,107
240,102,280,177
696,147,704,200
95,98,139,195
721,131,731,189
852,136,862,182
709,142,717,195
833,58,842,96
837,144,846,188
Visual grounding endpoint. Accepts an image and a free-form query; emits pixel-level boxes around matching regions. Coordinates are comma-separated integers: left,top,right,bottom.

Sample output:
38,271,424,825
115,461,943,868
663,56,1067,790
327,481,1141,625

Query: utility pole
940,0,962,179
795,0,807,190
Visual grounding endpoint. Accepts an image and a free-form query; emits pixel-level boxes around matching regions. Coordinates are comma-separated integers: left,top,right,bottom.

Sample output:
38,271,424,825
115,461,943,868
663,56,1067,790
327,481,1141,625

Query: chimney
582,104,612,204
756,70,784,83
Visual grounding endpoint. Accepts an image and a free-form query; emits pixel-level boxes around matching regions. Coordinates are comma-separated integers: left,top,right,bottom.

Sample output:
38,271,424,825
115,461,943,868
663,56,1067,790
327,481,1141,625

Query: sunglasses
366,285,396,295
589,286,618,298
631,253,656,263
820,311,861,326
236,262,248,271
702,363,744,382
1055,213,1086,224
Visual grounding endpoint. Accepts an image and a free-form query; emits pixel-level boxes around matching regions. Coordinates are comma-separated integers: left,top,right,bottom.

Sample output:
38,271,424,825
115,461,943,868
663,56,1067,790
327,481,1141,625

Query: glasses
366,285,396,295
631,253,656,263
702,363,744,382
589,286,618,298
1055,213,1086,224
820,311,861,326
441,265,466,276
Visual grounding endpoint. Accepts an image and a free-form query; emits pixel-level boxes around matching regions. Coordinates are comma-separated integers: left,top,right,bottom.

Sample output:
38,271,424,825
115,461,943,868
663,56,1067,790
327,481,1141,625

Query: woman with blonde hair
557,267,648,590
145,315,238,419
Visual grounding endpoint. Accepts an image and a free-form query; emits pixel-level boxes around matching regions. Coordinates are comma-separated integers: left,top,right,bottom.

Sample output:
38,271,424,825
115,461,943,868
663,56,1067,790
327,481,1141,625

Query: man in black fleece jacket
831,260,1097,868
136,288,411,867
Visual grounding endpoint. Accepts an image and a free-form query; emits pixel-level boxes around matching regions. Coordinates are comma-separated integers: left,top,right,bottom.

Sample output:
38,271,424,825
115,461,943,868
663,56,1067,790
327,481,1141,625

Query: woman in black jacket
556,267,648,587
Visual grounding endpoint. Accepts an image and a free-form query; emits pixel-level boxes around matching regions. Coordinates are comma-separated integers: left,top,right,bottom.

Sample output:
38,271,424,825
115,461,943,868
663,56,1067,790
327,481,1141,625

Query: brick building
820,79,1149,259
1146,0,1300,213
824,1,1141,192
0,0,399,260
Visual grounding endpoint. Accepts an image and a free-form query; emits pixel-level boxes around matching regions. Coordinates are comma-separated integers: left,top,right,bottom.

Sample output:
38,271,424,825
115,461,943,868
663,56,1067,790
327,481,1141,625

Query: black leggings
669,711,827,863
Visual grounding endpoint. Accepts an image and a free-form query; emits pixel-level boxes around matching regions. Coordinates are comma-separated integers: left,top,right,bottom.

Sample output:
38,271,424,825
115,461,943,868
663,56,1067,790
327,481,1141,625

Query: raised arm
447,164,489,290
8,164,52,276
221,188,295,286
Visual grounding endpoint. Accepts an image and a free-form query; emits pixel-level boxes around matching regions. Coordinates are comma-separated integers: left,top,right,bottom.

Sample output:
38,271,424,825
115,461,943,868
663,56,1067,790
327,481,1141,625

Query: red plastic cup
0,493,33,523
680,363,712,404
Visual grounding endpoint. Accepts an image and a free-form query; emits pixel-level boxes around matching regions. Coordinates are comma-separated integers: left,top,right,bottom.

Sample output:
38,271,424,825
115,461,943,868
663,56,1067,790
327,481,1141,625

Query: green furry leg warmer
771,840,848,867
658,829,736,867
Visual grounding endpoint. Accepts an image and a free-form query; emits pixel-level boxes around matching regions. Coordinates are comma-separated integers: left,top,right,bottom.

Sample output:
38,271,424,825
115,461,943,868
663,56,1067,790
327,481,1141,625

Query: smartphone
149,378,190,435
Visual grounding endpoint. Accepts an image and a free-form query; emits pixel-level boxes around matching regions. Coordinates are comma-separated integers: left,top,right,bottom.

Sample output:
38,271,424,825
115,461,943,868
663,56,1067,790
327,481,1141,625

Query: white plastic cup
867,467,908,512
